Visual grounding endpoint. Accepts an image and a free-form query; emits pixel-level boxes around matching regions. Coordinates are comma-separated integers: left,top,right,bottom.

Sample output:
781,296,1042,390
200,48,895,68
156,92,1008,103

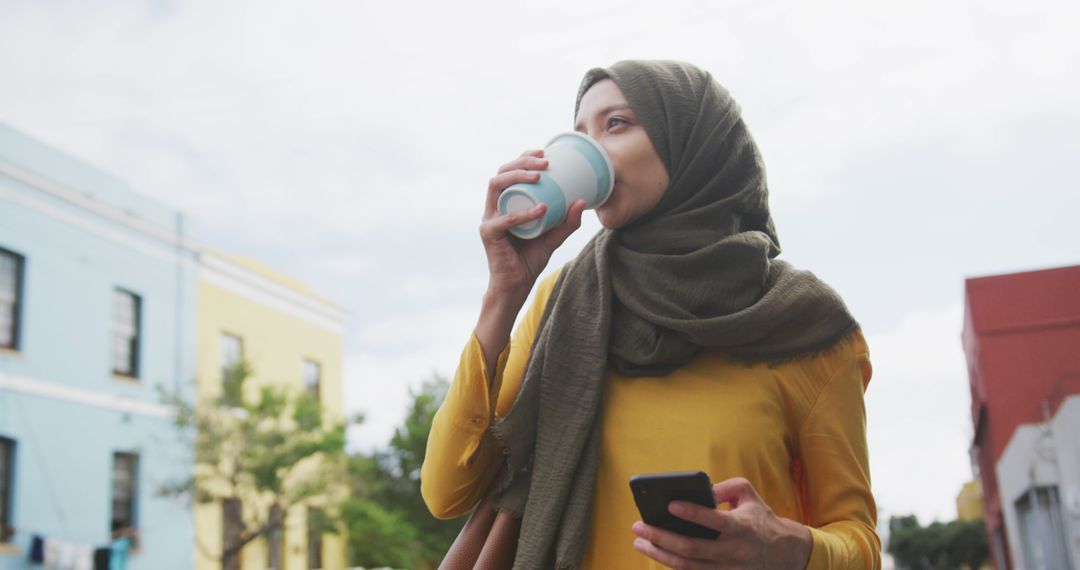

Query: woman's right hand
480,149,586,303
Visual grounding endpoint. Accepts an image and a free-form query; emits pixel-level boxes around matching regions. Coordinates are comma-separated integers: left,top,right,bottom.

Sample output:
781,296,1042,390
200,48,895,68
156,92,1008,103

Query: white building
996,395,1080,569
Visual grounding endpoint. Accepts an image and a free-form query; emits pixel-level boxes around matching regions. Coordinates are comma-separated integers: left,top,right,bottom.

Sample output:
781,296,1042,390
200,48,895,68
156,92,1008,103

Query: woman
422,60,879,569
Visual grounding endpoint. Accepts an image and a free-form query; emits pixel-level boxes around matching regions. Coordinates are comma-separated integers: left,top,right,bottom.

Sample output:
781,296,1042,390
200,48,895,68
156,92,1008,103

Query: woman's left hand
631,477,812,570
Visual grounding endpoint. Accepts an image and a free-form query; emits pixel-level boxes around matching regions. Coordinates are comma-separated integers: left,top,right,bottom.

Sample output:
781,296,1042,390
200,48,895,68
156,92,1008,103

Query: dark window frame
1015,485,1073,570
110,451,139,532
0,436,15,543
111,288,142,379
0,247,25,352
307,508,323,570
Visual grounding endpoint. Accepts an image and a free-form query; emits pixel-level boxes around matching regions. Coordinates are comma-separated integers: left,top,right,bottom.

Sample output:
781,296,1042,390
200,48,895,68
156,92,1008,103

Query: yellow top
422,271,880,569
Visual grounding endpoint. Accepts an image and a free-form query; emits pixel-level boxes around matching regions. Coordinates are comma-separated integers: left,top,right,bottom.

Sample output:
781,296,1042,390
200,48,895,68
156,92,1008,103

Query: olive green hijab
490,60,858,569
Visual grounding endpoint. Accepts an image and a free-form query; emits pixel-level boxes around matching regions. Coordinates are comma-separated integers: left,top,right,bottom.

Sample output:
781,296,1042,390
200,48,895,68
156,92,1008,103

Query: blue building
0,124,197,569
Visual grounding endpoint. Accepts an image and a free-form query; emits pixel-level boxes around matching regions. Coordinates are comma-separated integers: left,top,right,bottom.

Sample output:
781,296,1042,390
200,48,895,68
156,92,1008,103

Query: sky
1,0,1078,527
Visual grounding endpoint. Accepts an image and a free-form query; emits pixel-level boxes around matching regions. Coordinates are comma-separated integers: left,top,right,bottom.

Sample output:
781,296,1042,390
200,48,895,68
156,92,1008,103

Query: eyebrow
574,104,633,132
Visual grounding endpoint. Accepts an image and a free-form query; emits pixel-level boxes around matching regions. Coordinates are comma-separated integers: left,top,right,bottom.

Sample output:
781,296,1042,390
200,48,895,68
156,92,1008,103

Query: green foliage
344,374,466,570
221,361,251,409
344,498,422,568
161,362,352,568
888,515,990,570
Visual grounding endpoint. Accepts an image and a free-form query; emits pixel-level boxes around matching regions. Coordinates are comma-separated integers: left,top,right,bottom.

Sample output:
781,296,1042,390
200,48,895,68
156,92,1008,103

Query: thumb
712,477,762,510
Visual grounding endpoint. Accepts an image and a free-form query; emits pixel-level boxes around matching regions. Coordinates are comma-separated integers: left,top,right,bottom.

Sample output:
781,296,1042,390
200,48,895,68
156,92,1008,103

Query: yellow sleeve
420,270,561,519
801,352,882,570
420,333,510,519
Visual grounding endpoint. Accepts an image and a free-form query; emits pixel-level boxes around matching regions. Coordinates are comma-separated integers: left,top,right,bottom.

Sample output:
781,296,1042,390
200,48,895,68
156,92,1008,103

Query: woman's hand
473,150,587,374
631,477,812,570
480,149,586,302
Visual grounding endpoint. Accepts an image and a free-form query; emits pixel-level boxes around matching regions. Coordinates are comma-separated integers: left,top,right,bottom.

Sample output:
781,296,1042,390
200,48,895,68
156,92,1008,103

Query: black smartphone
629,471,719,539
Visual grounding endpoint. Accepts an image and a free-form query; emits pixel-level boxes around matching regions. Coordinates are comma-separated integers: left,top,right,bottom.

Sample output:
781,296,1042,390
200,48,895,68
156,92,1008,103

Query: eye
606,117,630,130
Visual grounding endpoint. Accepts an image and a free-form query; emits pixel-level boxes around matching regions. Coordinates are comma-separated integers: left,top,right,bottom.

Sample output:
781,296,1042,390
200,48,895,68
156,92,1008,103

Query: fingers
498,151,547,175
712,477,760,509
631,522,715,569
668,501,734,535
485,151,548,216
479,203,546,242
634,479,795,569
632,536,713,570
486,169,542,216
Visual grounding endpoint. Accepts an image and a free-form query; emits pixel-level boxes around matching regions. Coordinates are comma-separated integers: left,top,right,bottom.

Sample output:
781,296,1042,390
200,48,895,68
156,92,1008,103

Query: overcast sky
2,0,1078,527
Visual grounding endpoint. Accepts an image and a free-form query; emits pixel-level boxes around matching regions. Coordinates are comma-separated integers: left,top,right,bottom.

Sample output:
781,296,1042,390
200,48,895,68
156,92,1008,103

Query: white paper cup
497,132,614,239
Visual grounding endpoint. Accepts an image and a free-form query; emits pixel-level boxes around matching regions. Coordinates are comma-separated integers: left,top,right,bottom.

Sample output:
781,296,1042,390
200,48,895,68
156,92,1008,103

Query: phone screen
629,471,719,539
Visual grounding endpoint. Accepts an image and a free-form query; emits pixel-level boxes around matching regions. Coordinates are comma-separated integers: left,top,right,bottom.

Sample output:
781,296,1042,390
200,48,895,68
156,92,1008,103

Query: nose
593,137,615,169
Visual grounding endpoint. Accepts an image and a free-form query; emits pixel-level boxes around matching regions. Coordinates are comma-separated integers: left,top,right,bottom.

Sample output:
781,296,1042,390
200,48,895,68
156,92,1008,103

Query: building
1,123,350,570
996,395,1080,570
963,265,1080,569
957,480,986,522
194,249,347,570
0,124,198,568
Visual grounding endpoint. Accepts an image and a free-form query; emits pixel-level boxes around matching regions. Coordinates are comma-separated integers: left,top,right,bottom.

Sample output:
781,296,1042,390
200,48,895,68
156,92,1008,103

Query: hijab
491,60,858,568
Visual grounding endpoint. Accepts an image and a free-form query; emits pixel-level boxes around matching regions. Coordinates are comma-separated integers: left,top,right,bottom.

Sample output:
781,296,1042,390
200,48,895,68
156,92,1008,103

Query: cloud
6,0,1078,255
865,304,974,523
342,304,478,452
2,0,1078,524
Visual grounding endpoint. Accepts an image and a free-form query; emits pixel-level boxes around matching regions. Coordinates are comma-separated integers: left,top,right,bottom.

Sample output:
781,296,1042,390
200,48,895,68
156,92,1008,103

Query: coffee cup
497,131,614,239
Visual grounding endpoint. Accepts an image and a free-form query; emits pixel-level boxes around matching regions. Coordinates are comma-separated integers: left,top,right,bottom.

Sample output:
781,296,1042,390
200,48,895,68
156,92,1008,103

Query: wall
963,265,1080,569
0,123,197,569
996,396,1080,569
193,251,346,570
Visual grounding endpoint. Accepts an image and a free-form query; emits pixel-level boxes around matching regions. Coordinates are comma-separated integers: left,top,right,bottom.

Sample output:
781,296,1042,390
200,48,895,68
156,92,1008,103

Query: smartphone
629,471,719,539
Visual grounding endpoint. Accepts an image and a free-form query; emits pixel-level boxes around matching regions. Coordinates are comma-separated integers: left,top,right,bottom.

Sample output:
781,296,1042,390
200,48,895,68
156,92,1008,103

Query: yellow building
956,479,985,522
195,249,348,570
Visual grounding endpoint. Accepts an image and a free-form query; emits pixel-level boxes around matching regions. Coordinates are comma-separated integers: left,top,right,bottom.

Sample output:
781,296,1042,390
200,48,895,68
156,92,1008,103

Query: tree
344,374,466,569
888,515,990,570
162,362,352,568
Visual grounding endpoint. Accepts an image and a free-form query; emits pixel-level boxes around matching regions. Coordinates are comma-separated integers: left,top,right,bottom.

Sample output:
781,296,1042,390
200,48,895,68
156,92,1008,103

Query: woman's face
575,78,669,230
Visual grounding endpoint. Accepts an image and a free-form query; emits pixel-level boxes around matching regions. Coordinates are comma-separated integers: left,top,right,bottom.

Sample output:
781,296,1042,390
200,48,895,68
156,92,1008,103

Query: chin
596,209,622,230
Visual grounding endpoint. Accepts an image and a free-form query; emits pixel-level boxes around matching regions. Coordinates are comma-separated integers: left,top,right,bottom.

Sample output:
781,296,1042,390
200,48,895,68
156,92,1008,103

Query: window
990,526,1009,570
1015,486,1074,570
110,452,138,532
0,248,24,351
0,437,14,543
220,334,245,407
307,508,323,570
267,505,283,570
222,498,243,570
220,333,243,381
302,359,321,401
111,289,141,378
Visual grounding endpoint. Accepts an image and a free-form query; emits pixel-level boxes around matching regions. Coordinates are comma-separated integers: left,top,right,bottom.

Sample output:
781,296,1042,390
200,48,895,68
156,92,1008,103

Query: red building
963,264,1080,569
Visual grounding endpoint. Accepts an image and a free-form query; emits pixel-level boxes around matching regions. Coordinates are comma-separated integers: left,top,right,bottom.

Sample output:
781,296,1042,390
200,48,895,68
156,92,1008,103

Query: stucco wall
194,262,345,570
0,123,197,569
996,396,1080,569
